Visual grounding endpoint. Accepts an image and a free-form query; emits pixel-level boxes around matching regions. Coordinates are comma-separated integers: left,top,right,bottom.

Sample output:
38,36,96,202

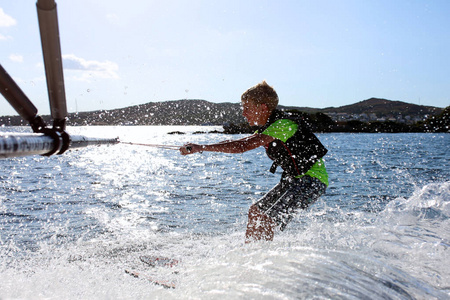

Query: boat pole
0,134,119,159
0,64,47,133
36,0,68,132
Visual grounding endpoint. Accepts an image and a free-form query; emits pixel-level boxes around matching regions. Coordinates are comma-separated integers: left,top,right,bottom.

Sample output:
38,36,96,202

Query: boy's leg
245,181,284,243
245,176,327,242
245,204,277,243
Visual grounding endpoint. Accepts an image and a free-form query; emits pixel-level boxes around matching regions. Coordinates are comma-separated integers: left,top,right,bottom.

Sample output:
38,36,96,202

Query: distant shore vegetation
1,98,448,133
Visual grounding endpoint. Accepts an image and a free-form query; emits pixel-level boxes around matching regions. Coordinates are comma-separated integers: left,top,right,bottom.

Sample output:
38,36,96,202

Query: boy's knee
248,205,275,226
248,204,260,217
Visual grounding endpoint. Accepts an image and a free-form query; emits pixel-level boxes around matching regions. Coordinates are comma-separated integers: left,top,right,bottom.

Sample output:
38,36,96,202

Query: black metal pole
36,0,67,132
0,64,47,132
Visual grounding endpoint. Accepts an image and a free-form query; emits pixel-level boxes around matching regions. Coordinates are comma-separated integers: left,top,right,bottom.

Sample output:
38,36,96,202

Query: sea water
0,126,449,299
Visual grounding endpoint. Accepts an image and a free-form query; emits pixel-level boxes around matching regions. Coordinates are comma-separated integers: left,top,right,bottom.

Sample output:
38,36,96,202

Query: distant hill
71,100,245,126
0,98,445,129
320,98,441,117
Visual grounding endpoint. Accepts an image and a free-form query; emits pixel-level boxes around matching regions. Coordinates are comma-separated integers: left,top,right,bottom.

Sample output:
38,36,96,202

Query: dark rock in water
167,130,223,135
223,123,259,134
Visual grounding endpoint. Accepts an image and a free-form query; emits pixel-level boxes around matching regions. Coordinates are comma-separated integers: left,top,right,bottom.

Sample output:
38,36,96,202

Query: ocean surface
0,126,449,299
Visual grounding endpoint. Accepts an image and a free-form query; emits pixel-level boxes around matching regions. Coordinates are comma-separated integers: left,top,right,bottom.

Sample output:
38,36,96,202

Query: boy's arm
180,134,275,155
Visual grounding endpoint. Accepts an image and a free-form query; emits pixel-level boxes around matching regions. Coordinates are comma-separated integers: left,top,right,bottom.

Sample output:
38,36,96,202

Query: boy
180,81,328,242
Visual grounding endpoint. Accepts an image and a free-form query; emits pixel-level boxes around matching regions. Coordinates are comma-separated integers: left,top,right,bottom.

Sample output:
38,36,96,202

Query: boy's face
241,99,269,126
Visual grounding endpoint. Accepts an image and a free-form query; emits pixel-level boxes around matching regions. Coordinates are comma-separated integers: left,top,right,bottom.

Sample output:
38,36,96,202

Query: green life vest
258,110,329,186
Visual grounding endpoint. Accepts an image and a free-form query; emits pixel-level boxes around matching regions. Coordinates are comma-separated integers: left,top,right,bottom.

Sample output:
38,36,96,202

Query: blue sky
1,0,449,117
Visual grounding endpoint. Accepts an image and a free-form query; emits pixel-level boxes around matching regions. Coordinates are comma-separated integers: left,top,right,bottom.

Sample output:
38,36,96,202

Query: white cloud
9,53,23,63
0,8,17,27
62,54,119,81
0,33,9,40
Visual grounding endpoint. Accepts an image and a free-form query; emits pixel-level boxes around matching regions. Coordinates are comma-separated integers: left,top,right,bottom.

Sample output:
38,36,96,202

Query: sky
1,0,449,117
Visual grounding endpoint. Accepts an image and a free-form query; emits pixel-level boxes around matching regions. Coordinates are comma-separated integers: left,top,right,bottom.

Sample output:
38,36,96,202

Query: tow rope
121,142,191,151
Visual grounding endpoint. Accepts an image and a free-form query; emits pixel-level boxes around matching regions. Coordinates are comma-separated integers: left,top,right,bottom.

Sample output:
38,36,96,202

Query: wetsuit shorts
255,175,326,231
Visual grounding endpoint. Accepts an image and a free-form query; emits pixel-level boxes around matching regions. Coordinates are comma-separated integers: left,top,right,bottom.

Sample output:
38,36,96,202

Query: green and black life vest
258,109,328,184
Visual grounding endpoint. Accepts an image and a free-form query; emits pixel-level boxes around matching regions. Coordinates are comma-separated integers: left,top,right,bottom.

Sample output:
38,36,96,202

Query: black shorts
255,175,326,230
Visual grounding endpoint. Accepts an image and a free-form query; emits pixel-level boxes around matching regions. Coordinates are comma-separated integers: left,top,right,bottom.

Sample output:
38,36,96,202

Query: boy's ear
261,103,269,113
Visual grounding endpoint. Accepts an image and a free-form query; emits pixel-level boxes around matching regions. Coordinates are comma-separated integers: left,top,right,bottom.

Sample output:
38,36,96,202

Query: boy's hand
180,144,202,155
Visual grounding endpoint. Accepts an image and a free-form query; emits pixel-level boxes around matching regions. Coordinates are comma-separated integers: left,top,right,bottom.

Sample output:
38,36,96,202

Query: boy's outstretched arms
179,133,275,155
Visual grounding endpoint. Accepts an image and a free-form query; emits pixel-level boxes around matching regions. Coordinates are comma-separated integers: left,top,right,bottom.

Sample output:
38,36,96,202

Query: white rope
121,142,181,150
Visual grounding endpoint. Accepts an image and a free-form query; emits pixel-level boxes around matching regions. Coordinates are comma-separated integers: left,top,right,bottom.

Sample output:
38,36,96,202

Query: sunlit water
1,126,449,299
